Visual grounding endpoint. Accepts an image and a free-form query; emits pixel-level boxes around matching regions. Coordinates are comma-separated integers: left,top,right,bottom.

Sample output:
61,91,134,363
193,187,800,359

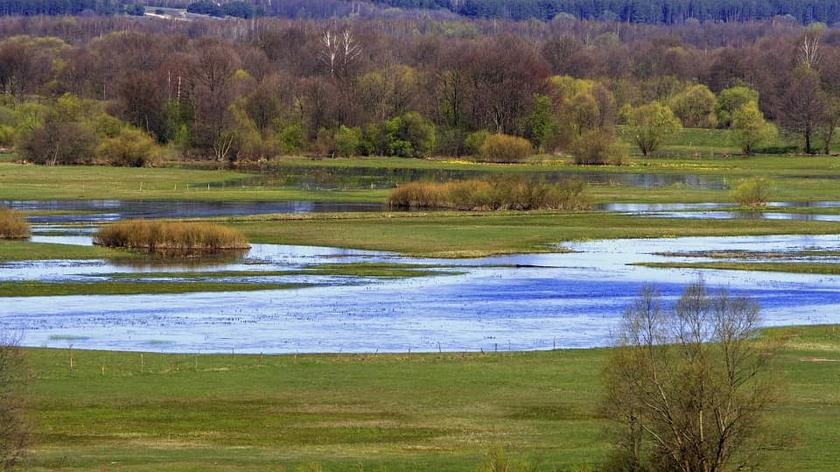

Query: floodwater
1,230,838,353
221,166,729,190
6,199,840,227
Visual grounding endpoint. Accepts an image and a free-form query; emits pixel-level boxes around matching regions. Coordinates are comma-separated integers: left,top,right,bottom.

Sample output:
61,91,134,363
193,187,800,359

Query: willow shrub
731,177,771,208
0,207,30,239
478,134,533,163
387,176,590,211
94,220,250,255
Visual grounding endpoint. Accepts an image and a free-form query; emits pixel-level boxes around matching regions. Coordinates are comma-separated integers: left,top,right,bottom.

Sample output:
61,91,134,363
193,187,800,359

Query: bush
95,128,163,167
0,207,30,239
731,177,771,208
570,130,628,165
363,113,436,158
94,220,250,256
478,134,533,163
387,176,590,211
18,119,98,165
464,130,490,156
334,126,362,157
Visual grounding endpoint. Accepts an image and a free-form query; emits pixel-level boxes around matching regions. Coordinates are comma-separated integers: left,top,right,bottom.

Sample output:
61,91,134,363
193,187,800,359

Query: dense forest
0,16,838,166
3,0,840,24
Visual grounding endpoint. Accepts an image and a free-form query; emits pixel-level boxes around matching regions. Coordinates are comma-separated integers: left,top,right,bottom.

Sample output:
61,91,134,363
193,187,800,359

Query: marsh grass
0,206,30,239
387,176,591,211
94,220,249,256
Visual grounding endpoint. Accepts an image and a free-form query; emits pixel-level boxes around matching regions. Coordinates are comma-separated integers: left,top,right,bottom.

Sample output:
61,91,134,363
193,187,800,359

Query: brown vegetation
387,176,590,211
94,220,250,255
0,207,30,239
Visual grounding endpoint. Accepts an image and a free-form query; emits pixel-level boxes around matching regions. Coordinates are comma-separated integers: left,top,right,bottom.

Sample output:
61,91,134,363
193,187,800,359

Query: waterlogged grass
637,262,840,275
0,162,385,202
230,212,840,257
100,263,459,280
0,280,311,297
0,240,132,261
18,325,840,471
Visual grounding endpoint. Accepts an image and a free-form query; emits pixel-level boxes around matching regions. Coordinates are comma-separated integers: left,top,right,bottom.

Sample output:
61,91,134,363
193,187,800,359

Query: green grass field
18,324,840,471
228,212,840,257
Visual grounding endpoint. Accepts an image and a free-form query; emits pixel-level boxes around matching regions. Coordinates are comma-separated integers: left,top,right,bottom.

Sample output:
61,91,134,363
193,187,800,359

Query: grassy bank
20,324,840,471
0,281,311,297
2,150,840,204
230,212,840,257
637,262,840,275
0,240,132,261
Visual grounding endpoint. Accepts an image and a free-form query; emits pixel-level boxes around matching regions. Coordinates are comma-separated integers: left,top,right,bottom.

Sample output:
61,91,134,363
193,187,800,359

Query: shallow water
226,166,729,191
8,199,840,227
1,234,838,353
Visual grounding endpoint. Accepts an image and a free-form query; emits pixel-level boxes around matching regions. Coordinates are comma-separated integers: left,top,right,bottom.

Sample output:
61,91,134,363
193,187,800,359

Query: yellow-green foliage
387,176,590,211
95,128,163,167
478,134,533,163
570,130,628,165
731,177,772,208
0,207,30,239
94,220,249,255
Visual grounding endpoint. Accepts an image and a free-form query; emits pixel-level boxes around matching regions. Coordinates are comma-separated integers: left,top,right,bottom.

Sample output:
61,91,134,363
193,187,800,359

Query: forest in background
0,16,837,165
3,0,840,24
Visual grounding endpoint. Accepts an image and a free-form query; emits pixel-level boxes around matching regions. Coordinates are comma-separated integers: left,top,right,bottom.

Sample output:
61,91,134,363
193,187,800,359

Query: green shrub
478,134,533,163
387,176,590,211
382,112,436,158
0,207,30,239
464,130,490,156
334,126,362,157
94,220,250,256
570,130,628,165
731,177,771,208
96,128,163,167
279,122,305,154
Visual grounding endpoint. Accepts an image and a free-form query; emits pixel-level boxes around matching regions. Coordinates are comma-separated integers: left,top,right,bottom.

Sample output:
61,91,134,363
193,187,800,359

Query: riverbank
19,324,840,471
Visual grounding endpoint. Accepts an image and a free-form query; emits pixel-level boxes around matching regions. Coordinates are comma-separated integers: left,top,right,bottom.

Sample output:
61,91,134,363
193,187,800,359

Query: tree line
0,17,838,165
3,0,840,24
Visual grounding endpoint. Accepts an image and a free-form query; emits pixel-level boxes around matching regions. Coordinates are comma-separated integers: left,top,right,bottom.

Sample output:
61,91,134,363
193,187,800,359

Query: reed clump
94,220,250,256
387,176,591,211
0,207,31,239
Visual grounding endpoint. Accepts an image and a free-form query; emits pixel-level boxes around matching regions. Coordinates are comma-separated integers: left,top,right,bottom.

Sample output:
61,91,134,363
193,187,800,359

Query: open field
229,212,840,257
19,324,840,471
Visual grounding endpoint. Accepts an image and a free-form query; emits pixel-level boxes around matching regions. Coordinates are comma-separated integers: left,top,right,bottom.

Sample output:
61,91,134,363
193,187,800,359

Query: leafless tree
0,331,28,471
319,29,362,79
602,281,777,472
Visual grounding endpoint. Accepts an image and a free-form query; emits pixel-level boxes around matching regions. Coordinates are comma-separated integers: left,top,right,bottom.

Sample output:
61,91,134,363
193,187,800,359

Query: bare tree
319,29,361,80
0,331,28,471
602,281,777,472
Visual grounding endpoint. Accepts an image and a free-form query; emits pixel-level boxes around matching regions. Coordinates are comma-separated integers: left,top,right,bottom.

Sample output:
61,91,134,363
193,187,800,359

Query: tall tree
777,67,828,154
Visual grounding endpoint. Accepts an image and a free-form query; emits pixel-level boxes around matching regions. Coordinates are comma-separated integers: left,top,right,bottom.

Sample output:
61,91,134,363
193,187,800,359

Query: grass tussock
0,206,30,239
94,220,249,255
387,176,591,211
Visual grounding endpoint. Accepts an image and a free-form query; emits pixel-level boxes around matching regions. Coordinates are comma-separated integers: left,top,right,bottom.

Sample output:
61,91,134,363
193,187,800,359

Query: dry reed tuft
387,176,591,211
0,207,31,239
94,220,250,256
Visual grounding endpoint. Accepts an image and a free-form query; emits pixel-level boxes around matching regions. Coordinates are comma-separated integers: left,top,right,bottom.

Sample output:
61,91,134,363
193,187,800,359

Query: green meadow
18,325,840,471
